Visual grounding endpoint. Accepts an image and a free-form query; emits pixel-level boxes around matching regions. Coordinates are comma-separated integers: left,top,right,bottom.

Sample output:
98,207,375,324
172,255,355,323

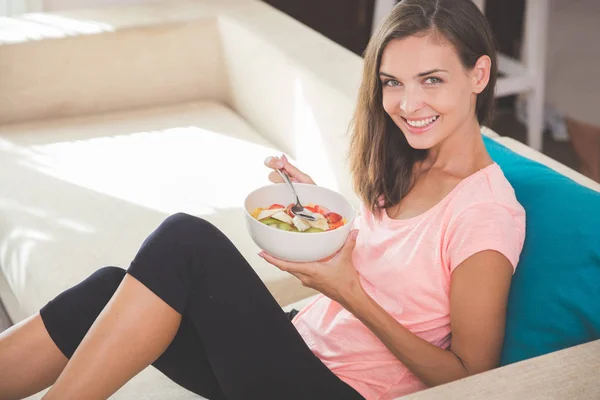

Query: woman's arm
344,250,513,387
261,232,514,387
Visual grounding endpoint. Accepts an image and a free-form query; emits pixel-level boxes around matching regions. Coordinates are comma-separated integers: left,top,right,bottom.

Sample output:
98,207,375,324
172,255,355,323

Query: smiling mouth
402,115,440,128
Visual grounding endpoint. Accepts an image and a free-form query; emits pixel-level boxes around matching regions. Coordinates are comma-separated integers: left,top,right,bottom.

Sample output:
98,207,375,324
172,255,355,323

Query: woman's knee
89,266,127,294
158,213,219,240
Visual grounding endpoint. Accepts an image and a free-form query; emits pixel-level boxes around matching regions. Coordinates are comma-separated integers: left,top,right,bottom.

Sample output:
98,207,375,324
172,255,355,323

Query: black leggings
40,213,364,400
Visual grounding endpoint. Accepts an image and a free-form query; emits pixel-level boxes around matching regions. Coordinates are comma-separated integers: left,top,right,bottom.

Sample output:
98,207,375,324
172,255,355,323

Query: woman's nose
400,87,423,115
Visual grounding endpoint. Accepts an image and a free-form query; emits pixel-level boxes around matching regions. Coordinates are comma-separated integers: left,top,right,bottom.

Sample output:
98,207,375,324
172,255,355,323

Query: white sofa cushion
0,101,318,324
0,0,365,210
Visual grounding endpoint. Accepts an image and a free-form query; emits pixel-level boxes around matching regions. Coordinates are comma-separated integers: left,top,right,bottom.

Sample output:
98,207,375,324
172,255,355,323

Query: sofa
0,1,599,399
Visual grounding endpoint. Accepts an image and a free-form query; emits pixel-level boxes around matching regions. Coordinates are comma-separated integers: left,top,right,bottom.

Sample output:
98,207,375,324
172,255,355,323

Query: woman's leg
24,213,363,399
122,213,364,400
39,266,225,400
43,272,180,399
7,264,299,400
1,266,219,400
0,314,68,400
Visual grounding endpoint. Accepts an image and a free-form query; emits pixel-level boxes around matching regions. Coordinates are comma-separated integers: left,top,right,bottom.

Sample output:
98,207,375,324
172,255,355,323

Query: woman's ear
471,55,491,94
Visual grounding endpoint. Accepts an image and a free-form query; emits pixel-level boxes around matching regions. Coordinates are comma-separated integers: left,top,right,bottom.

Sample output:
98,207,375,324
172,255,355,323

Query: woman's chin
398,120,443,150
402,133,438,150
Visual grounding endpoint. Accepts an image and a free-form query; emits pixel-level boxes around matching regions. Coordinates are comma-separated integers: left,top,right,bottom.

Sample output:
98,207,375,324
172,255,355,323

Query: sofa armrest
218,0,363,206
400,339,600,400
0,2,231,126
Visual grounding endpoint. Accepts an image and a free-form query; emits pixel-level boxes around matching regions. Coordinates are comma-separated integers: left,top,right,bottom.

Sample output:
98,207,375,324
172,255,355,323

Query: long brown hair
348,0,498,216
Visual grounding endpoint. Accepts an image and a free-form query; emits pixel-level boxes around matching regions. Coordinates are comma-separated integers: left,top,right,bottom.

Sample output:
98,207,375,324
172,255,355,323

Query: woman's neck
419,119,492,177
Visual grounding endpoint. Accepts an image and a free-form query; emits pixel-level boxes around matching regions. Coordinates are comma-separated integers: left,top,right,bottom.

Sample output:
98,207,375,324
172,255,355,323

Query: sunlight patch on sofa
293,78,339,191
20,126,280,215
0,13,114,44
0,227,52,293
0,199,48,219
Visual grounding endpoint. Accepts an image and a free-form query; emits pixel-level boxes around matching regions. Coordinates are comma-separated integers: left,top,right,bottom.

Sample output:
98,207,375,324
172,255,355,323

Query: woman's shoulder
442,164,527,272
447,163,525,221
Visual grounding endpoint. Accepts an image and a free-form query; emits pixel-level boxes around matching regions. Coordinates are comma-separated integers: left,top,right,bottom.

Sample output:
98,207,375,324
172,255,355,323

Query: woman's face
379,33,489,150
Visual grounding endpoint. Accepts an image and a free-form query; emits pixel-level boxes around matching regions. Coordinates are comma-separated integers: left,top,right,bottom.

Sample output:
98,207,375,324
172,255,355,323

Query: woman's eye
383,79,400,87
424,76,443,85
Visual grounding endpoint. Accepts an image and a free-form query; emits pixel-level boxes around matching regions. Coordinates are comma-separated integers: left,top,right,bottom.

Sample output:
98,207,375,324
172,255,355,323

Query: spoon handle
276,169,301,205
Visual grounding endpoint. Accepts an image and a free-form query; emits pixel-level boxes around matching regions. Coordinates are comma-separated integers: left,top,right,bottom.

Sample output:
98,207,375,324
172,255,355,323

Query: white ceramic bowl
244,183,356,262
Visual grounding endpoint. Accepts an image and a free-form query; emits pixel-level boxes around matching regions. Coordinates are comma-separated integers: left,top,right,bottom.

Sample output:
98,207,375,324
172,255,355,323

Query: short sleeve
446,202,526,274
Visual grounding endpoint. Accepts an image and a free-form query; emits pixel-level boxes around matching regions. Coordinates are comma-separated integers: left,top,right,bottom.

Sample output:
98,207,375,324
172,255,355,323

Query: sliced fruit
304,205,318,213
284,204,295,218
277,222,292,231
307,217,329,231
314,213,326,221
314,205,330,215
328,220,344,230
304,227,324,233
255,202,343,232
272,211,293,224
260,218,280,225
257,208,285,220
325,212,343,224
292,216,310,232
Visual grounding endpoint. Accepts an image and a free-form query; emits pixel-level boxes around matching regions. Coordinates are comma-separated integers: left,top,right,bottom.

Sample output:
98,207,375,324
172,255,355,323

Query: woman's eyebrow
378,69,449,79
416,68,448,77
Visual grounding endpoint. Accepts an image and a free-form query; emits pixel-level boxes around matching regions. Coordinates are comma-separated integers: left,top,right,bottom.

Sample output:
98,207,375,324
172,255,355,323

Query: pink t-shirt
292,163,526,400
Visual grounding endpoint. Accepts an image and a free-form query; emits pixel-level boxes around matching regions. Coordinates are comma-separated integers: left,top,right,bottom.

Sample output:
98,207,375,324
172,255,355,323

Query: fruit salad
251,203,346,233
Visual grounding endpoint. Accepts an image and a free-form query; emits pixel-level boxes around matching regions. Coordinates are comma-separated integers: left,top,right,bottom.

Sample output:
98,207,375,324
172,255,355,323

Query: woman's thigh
127,213,364,400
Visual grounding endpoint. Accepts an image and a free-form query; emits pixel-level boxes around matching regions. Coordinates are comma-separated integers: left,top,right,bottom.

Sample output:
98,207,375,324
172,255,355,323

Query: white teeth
406,115,438,127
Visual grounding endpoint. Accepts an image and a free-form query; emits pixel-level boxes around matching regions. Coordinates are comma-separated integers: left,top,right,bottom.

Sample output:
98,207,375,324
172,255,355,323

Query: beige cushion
0,2,228,124
402,339,600,400
481,125,500,139
0,101,317,324
0,0,363,208
7,100,317,399
0,0,365,325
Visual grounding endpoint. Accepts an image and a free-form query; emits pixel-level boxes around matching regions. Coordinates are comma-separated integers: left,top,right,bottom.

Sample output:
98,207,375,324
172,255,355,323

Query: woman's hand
264,154,316,185
259,230,362,308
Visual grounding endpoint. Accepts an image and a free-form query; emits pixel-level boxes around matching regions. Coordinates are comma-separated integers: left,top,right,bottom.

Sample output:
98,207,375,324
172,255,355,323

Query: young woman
0,0,525,399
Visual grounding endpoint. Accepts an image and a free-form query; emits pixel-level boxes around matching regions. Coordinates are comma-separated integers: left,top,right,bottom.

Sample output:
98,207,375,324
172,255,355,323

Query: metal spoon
276,169,318,222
